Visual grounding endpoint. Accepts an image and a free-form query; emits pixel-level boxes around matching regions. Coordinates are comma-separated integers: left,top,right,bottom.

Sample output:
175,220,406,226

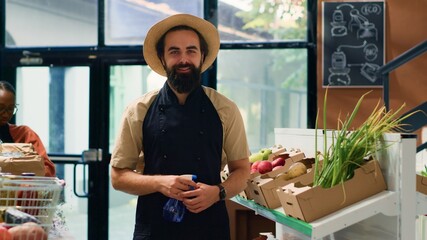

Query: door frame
0,50,116,239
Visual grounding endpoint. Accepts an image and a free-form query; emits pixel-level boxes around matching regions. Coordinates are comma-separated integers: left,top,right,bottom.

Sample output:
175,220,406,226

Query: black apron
134,84,230,240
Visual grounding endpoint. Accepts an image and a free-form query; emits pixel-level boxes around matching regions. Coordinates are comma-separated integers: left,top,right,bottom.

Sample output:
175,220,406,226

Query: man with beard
110,14,250,240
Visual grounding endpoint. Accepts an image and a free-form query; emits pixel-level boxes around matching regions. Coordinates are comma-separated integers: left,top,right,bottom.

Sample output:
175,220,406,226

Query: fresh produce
421,165,427,177
314,90,418,188
276,162,307,181
260,148,272,160
287,162,308,179
251,161,262,171
250,162,261,174
271,157,286,168
257,161,273,174
249,152,264,163
249,145,282,163
249,145,288,174
7,222,47,240
0,225,12,240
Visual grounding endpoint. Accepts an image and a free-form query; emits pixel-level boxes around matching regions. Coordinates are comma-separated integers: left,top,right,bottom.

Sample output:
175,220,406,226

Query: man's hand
159,175,198,200
111,167,199,198
180,183,219,213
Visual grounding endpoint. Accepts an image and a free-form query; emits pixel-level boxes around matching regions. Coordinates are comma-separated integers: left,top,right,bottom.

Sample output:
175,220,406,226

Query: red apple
257,161,273,174
250,168,258,174
251,161,261,170
272,157,286,168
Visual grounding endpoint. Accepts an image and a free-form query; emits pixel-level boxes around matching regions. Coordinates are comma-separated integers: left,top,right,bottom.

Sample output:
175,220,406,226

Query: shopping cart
0,174,64,234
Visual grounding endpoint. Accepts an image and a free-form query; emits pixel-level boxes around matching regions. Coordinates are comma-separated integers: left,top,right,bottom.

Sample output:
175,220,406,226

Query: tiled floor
48,196,135,239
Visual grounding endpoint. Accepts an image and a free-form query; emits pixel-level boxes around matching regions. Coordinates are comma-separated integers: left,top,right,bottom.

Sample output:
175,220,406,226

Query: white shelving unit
418,192,427,214
234,128,424,240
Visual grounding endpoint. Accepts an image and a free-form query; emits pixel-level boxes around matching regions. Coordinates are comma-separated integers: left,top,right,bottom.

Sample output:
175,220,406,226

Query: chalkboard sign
322,1,385,87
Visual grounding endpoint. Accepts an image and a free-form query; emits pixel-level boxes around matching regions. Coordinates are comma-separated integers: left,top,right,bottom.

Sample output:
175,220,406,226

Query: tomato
7,223,47,240
0,225,12,240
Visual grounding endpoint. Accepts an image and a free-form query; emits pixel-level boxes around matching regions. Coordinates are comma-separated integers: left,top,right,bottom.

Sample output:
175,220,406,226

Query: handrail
377,40,427,76
376,40,427,111
418,142,427,153
49,153,81,164
376,39,427,153
397,101,427,153
398,101,427,132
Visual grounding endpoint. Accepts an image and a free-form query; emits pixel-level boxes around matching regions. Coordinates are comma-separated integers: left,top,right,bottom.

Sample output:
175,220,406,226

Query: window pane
6,0,98,47
105,0,203,46
217,49,307,152
109,65,166,152
218,0,307,42
15,66,90,154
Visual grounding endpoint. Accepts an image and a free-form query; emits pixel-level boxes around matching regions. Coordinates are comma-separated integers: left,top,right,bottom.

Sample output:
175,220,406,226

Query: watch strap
217,184,226,201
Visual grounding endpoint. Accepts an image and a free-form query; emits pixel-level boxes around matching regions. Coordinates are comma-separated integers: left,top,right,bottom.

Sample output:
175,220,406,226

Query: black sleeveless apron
133,84,230,240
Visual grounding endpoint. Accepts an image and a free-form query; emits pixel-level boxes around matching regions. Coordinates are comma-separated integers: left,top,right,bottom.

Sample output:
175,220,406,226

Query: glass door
10,65,109,240
3,0,108,236
1,57,158,240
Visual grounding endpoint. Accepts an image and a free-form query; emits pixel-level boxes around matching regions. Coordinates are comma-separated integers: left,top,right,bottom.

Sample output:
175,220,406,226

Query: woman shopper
0,80,55,177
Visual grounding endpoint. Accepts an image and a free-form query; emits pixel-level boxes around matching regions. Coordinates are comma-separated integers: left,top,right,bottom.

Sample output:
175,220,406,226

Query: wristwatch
217,184,227,201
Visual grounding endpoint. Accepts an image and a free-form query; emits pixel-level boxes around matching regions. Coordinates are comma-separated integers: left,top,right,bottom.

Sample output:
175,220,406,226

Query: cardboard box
223,149,306,201
0,155,45,176
276,160,386,222
246,153,310,209
0,143,45,176
0,143,35,153
417,174,427,195
266,145,287,161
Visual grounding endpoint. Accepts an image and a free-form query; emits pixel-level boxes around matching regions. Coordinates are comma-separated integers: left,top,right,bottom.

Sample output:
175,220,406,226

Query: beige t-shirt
110,86,250,173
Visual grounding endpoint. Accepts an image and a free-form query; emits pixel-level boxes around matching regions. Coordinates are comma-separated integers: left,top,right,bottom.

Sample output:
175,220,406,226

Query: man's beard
166,63,201,94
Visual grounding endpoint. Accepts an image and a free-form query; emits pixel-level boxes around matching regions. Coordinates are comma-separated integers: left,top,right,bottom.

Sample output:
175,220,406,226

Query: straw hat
143,14,220,76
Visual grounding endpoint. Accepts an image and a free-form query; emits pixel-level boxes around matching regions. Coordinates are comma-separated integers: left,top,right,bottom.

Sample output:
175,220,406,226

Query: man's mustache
174,63,194,70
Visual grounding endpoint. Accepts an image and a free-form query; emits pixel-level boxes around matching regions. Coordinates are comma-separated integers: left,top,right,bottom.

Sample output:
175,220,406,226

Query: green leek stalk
313,91,419,188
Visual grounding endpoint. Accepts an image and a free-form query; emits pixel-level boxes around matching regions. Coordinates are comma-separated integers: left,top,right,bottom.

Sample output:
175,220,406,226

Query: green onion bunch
313,91,412,188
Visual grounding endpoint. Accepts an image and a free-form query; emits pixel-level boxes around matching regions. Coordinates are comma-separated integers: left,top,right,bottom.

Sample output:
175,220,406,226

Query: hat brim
143,14,220,77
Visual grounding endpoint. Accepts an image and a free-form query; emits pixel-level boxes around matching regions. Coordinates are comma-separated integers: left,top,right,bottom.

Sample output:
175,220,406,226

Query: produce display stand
233,128,420,240
418,192,427,214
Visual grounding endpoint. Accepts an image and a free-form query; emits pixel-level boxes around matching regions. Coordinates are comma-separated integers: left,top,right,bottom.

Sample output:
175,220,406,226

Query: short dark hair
156,25,209,63
0,81,16,95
